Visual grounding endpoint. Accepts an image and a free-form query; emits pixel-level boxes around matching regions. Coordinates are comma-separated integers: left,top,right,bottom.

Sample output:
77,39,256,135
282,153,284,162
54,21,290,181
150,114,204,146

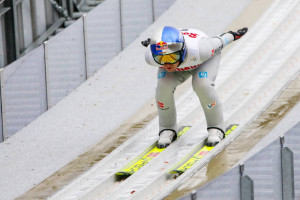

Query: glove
141,38,151,47
228,27,248,40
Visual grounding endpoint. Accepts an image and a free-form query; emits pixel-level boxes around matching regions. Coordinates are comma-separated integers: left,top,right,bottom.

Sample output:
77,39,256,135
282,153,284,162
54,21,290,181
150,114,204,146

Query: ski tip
115,171,133,176
169,170,184,175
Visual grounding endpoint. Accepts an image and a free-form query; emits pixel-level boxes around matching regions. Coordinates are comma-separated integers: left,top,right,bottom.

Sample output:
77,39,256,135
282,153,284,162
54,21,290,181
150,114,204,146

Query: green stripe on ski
169,124,239,174
115,126,191,176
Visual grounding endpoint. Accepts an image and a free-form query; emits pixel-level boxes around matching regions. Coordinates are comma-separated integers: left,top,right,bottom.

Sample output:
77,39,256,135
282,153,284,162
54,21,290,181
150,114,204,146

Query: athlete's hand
229,27,248,40
141,38,151,47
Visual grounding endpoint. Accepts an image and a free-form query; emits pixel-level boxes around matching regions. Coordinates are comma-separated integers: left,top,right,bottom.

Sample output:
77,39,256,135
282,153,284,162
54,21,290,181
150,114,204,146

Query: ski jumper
145,28,234,134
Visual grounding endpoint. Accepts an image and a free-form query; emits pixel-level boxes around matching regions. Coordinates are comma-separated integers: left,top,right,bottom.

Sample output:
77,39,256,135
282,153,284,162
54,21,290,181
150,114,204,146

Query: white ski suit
145,28,234,135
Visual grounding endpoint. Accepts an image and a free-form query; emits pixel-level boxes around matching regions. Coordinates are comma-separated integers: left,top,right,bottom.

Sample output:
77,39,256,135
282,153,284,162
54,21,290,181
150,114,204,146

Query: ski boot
157,129,177,148
206,128,224,147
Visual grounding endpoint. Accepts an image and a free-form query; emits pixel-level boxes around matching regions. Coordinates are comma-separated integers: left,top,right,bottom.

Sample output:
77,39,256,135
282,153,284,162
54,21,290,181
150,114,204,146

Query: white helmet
150,26,187,65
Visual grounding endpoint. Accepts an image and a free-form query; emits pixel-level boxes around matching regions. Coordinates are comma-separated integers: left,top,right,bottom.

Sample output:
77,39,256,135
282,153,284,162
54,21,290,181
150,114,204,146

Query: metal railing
0,0,104,69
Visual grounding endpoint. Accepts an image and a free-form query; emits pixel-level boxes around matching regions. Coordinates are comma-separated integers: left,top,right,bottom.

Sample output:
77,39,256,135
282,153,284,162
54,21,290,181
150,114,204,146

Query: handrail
48,0,70,19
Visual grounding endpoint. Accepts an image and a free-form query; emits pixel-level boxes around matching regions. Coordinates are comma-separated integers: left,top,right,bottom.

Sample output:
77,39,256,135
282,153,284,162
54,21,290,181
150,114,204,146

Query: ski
115,126,191,176
169,124,239,175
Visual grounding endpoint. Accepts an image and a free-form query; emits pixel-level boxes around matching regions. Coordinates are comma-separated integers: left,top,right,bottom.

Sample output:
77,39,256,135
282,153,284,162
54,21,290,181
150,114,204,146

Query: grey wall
0,0,176,141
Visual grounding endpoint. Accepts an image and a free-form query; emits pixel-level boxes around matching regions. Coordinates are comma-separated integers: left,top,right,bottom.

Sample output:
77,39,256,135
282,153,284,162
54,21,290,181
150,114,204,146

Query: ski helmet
150,26,187,65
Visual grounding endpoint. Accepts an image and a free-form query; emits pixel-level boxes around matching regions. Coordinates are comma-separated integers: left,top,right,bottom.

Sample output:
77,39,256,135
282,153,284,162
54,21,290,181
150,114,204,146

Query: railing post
83,15,89,79
190,190,197,200
119,0,123,50
240,164,254,200
240,175,254,200
30,0,38,40
281,145,295,200
44,41,50,110
67,0,74,18
0,68,4,142
3,0,19,63
151,0,155,22
0,67,6,141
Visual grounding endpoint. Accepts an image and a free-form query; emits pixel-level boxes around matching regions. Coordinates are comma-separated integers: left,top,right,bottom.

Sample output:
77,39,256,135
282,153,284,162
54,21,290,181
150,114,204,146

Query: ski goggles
152,51,181,65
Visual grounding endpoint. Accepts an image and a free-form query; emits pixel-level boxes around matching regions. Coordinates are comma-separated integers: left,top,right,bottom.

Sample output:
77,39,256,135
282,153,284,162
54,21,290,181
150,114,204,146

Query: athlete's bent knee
156,79,176,95
192,78,213,94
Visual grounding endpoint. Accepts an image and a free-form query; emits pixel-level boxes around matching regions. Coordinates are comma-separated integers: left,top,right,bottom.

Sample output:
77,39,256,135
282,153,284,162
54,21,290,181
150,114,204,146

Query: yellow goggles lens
153,52,181,65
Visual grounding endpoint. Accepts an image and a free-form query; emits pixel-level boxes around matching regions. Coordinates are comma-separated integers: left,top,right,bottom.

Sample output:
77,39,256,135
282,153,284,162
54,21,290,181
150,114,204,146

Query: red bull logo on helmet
156,41,168,54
